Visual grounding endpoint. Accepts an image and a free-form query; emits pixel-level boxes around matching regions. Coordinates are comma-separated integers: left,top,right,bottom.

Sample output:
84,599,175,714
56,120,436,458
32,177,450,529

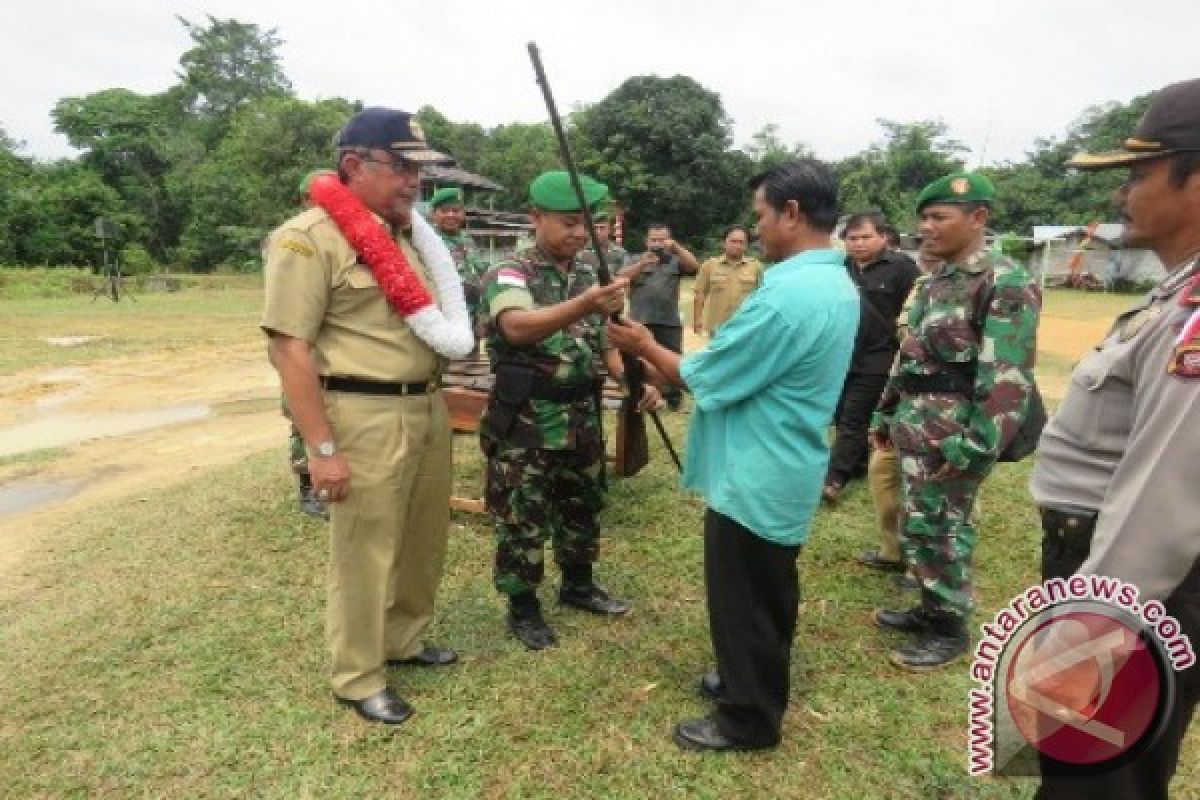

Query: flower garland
309,174,474,358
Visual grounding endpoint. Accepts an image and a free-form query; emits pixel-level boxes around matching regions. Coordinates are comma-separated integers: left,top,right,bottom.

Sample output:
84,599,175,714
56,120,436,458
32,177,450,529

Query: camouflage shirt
871,249,1040,471
479,245,607,452
438,229,487,287
577,242,629,274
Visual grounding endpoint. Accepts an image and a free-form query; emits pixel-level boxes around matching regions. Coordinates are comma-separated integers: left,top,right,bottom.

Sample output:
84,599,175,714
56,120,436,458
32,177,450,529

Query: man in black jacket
824,212,919,506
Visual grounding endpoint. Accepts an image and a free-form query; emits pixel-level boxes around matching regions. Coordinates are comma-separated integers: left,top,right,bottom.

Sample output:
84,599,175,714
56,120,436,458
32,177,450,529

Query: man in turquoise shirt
608,160,859,752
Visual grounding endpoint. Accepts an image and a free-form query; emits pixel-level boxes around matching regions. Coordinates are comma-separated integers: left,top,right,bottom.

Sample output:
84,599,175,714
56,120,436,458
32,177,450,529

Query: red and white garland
309,174,474,358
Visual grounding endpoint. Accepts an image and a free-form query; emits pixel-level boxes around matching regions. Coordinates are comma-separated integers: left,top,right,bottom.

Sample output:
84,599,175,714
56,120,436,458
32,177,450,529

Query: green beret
429,187,464,209
916,171,996,212
593,200,618,221
298,169,334,196
529,170,608,212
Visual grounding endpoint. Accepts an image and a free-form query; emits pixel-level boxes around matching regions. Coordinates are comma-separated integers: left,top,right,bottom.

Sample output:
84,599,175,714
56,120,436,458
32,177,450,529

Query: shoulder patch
276,239,315,258
495,267,528,287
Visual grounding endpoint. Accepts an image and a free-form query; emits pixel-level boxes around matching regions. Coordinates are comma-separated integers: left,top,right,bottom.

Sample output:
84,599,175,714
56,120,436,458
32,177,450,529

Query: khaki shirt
260,207,442,383
1031,257,1200,602
694,255,764,333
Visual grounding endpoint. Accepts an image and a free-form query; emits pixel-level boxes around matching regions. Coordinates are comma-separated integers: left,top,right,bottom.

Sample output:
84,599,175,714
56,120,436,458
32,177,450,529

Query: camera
649,246,669,263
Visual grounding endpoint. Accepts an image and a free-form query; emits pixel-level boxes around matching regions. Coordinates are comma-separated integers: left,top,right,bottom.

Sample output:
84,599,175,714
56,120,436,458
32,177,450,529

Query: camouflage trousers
485,447,604,596
288,422,309,478
897,449,991,618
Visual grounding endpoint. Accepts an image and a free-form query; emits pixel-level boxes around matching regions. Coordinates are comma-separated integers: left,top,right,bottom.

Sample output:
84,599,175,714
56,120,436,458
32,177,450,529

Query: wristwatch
314,440,337,458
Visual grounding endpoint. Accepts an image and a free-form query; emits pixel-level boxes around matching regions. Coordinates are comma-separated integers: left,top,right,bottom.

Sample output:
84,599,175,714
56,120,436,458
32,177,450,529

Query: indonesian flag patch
496,268,528,287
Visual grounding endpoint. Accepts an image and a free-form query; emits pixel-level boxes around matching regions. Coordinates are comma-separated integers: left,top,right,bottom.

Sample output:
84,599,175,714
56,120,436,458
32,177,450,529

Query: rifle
527,41,682,474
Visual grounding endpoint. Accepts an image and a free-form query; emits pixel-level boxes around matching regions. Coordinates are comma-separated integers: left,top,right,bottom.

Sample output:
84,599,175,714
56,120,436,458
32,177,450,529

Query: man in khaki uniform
692,226,763,335
261,108,459,726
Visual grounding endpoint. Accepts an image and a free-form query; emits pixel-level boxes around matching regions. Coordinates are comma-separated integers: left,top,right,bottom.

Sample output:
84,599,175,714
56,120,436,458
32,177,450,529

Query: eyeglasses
358,154,419,176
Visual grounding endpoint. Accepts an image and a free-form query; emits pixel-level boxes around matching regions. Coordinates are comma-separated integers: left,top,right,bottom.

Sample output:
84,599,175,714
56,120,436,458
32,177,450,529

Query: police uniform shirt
1031,256,1200,602
260,207,441,383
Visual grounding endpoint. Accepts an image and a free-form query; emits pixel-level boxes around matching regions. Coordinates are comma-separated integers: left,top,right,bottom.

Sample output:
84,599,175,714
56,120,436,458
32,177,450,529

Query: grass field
0,283,1195,799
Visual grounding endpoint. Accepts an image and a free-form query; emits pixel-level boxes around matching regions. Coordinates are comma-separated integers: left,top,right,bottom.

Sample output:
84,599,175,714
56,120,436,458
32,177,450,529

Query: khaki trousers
867,447,901,561
324,390,452,700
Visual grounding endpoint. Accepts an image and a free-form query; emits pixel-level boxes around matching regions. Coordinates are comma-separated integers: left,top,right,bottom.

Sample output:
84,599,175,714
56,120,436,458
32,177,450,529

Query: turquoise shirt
679,248,859,546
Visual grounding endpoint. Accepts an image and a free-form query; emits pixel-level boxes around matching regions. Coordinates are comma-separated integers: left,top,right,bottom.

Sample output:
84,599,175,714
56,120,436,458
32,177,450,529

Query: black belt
320,376,431,396
529,379,602,403
896,372,974,394
1039,506,1098,540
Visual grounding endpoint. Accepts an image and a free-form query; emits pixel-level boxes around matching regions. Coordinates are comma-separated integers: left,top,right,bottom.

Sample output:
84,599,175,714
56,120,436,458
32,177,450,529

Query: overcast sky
3,0,1196,165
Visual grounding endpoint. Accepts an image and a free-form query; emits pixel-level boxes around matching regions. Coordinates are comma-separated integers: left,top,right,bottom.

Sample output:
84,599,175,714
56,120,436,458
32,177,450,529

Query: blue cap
334,107,452,164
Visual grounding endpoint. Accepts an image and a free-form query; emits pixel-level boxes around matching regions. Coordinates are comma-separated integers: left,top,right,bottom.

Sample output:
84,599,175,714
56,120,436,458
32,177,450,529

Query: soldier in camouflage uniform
281,169,335,519
576,205,629,273
869,172,1040,670
479,170,660,650
429,187,487,339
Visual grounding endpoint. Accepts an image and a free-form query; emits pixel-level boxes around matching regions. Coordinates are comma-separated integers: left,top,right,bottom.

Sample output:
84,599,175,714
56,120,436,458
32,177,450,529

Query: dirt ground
0,340,288,577
0,302,1114,579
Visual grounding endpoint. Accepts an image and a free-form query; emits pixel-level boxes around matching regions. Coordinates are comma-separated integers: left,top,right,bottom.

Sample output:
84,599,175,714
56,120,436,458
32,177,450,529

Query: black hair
1169,151,1200,188
749,159,839,233
724,225,749,240
843,211,888,236
646,223,671,234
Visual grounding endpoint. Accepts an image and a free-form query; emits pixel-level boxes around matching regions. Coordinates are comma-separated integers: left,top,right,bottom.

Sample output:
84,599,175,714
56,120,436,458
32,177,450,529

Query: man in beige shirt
261,108,461,726
692,226,764,335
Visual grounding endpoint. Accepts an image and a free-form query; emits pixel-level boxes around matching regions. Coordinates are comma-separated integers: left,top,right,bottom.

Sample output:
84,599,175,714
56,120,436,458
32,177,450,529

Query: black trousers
704,508,801,746
1036,510,1200,800
646,324,684,407
827,371,889,486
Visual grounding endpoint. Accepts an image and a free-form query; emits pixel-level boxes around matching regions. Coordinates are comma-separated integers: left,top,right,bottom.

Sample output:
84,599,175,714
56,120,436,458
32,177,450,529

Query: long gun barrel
527,41,682,473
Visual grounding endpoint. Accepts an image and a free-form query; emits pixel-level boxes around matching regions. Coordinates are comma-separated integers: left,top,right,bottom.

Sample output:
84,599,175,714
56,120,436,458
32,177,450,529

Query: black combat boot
558,564,631,616
507,592,557,651
874,588,938,632
889,611,969,671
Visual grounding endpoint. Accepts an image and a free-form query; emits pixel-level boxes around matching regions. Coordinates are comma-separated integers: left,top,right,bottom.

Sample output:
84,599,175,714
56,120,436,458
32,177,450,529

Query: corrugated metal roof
422,165,504,192
1032,224,1124,243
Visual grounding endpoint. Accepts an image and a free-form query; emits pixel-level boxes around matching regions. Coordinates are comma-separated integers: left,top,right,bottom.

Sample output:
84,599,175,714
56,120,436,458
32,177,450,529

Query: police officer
869,172,1040,670
478,170,660,651
429,186,486,337
262,108,460,725
1029,78,1200,800
691,226,763,336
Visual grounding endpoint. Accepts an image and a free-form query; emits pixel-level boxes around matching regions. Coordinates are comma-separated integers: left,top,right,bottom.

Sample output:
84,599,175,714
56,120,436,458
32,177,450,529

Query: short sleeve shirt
695,255,764,332
260,207,441,382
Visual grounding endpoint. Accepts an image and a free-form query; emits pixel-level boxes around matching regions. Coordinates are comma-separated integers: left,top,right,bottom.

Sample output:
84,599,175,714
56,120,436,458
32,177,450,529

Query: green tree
0,127,34,263
573,75,753,250
9,162,129,267
176,15,292,143
415,106,487,171
836,119,967,231
744,123,813,171
987,94,1153,234
175,96,355,270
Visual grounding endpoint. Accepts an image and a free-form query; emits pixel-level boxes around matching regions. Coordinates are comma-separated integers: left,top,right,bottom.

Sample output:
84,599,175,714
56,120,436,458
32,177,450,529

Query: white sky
3,0,1197,164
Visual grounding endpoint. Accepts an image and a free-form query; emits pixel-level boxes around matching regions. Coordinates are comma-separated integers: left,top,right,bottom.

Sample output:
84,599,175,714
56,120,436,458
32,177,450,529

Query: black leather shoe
873,605,932,633
507,610,558,650
387,644,458,668
858,549,904,572
893,572,920,590
335,688,413,725
672,717,774,752
890,615,969,672
558,584,631,616
698,671,723,702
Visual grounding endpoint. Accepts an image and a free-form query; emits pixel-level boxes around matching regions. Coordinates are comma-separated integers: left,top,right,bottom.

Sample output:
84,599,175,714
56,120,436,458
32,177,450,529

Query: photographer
621,223,699,410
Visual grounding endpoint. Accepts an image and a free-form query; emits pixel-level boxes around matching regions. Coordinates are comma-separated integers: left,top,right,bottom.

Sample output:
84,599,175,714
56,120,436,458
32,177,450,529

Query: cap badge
951,177,971,195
